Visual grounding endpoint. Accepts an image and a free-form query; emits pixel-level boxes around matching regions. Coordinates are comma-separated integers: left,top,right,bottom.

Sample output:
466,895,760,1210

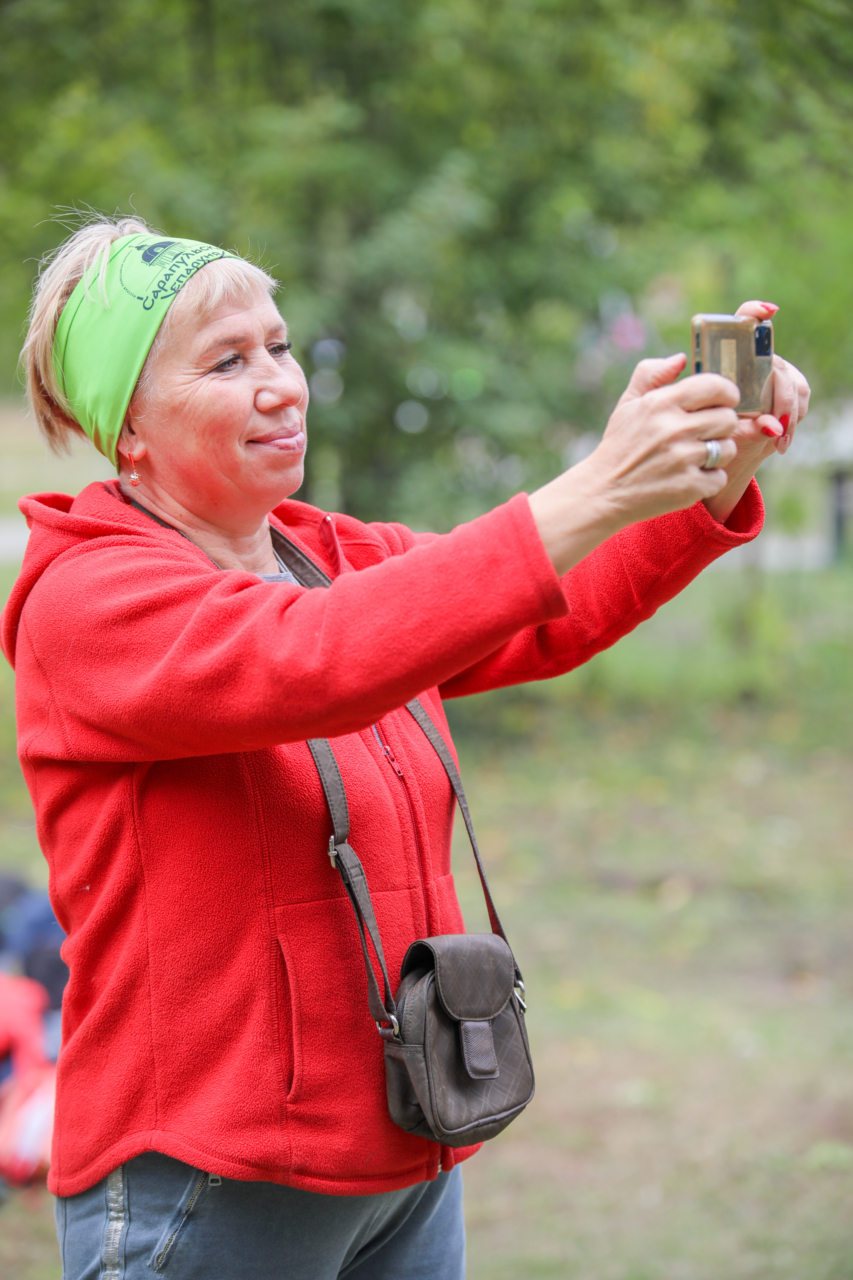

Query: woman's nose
255,359,306,411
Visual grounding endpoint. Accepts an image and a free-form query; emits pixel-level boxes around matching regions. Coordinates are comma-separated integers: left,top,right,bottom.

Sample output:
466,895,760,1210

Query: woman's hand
703,300,811,525
529,353,740,576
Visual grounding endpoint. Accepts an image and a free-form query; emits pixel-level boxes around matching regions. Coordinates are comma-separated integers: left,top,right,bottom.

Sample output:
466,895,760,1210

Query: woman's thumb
618,353,687,404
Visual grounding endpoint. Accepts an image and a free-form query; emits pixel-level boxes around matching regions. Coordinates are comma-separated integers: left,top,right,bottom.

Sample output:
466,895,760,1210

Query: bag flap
400,934,514,1021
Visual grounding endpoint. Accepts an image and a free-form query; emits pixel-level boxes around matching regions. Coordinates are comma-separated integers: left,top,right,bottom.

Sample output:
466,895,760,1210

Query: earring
128,452,141,487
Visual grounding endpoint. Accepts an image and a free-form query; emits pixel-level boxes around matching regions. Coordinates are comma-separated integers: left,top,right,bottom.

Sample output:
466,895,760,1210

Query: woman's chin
260,458,305,505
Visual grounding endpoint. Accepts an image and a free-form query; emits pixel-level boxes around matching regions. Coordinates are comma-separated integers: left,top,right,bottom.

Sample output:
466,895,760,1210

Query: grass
453,715,853,1278
2,401,853,1277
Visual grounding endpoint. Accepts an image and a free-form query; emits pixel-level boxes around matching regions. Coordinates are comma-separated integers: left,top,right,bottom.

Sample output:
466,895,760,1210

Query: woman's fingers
693,437,738,469
735,300,779,320
771,354,811,431
771,359,797,429
658,371,741,417
767,357,811,455
750,413,782,439
683,405,741,440
798,384,810,424
616,353,687,405
797,368,811,422
695,464,731,500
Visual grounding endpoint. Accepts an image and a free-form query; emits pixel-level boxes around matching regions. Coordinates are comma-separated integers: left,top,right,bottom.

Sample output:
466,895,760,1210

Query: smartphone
691,314,774,416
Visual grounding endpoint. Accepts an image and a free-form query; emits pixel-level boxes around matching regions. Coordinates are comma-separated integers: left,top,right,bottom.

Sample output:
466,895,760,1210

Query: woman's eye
213,354,240,372
270,341,293,357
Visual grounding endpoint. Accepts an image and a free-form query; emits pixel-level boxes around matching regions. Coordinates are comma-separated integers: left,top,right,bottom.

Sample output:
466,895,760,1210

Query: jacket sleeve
437,480,764,698
16,483,762,763
16,494,568,762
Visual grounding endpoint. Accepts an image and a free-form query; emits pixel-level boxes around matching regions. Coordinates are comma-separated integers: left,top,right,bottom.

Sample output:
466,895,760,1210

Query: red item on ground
0,971,49,1078
0,972,54,1184
1,480,762,1197
0,1065,56,1185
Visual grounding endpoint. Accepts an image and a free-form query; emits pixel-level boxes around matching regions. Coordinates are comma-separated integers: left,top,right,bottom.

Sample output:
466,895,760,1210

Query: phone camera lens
754,325,772,357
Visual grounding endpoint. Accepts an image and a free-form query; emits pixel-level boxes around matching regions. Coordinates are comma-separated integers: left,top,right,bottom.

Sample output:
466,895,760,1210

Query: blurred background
2,2,853,1276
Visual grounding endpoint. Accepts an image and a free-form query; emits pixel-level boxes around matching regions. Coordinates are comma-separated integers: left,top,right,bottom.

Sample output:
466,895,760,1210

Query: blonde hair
22,214,279,454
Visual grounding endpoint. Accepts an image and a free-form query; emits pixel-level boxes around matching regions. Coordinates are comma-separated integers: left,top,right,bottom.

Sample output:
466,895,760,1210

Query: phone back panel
691,314,773,416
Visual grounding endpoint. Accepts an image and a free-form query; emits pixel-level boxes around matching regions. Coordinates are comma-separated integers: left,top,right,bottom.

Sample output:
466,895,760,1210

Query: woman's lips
248,429,306,454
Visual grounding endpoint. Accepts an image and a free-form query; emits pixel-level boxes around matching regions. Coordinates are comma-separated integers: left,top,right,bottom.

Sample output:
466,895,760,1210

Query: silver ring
701,439,723,470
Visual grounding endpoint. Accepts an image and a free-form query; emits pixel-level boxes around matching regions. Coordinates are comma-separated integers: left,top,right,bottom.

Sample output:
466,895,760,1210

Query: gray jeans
55,1151,465,1279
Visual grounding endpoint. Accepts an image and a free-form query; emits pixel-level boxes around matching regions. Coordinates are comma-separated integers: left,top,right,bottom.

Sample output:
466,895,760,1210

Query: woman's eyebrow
199,322,289,360
199,333,250,359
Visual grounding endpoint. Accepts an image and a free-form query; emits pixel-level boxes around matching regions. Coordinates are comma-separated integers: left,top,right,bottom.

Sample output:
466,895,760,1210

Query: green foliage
1,0,852,526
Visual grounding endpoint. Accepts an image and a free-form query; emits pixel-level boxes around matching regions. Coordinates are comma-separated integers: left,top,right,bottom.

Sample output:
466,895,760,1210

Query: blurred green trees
1,0,852,523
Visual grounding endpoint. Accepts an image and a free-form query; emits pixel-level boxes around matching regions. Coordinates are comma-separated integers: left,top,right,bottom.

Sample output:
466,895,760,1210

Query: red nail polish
762,303,780,314
762,426,782,437
779,414,791,430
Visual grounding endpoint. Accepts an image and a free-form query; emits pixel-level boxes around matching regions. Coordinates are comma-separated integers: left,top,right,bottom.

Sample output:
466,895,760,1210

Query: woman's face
125,290,309,531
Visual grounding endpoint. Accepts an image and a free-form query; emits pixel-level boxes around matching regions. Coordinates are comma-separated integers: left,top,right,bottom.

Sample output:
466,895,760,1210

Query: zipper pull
319,513,344,576
382,744,404,778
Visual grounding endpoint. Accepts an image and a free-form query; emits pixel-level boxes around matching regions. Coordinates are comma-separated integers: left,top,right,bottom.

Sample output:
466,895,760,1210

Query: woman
3,218,808,1278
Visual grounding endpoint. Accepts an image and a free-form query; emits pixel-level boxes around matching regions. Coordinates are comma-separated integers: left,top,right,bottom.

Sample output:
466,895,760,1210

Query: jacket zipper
154,1172,209,1271
372,722,432,935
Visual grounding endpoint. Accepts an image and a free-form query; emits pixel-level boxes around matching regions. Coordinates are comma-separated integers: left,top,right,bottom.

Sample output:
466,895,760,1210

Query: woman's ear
118,419,148,465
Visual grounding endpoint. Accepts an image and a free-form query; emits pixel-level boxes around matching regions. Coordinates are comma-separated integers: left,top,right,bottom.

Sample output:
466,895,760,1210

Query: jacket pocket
149,1168,211,1272
274,888,415,1110
275,921,302,1102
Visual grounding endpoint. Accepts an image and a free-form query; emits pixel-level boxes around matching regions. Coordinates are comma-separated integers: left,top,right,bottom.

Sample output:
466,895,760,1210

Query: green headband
52,234,238,465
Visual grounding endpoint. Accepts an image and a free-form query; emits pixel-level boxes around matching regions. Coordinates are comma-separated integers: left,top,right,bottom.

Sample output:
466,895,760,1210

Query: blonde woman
2,217,807,1279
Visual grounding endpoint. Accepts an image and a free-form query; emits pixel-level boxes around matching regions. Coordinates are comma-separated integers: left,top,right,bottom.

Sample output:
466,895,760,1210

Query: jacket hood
4,483,128,667
1,479,339,669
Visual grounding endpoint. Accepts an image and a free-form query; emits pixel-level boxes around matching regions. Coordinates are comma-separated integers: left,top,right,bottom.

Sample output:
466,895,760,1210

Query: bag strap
305,737,350,847
269,525,333,590
404,697,508,945
305,740,400,1037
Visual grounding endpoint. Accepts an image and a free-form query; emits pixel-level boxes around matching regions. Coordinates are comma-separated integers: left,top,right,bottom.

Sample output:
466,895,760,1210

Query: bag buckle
513,979,528,1012
376,1014,400,1039
329,837,338,868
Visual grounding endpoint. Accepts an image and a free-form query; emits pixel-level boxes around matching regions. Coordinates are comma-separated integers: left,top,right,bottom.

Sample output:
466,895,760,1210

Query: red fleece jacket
1,479,762,1197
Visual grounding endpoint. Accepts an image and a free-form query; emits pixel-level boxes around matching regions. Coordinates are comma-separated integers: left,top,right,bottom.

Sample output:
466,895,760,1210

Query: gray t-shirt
259,549,300,586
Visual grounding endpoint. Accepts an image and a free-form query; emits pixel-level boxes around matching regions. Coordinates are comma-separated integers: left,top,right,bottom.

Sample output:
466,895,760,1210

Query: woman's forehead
183,295,286,356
